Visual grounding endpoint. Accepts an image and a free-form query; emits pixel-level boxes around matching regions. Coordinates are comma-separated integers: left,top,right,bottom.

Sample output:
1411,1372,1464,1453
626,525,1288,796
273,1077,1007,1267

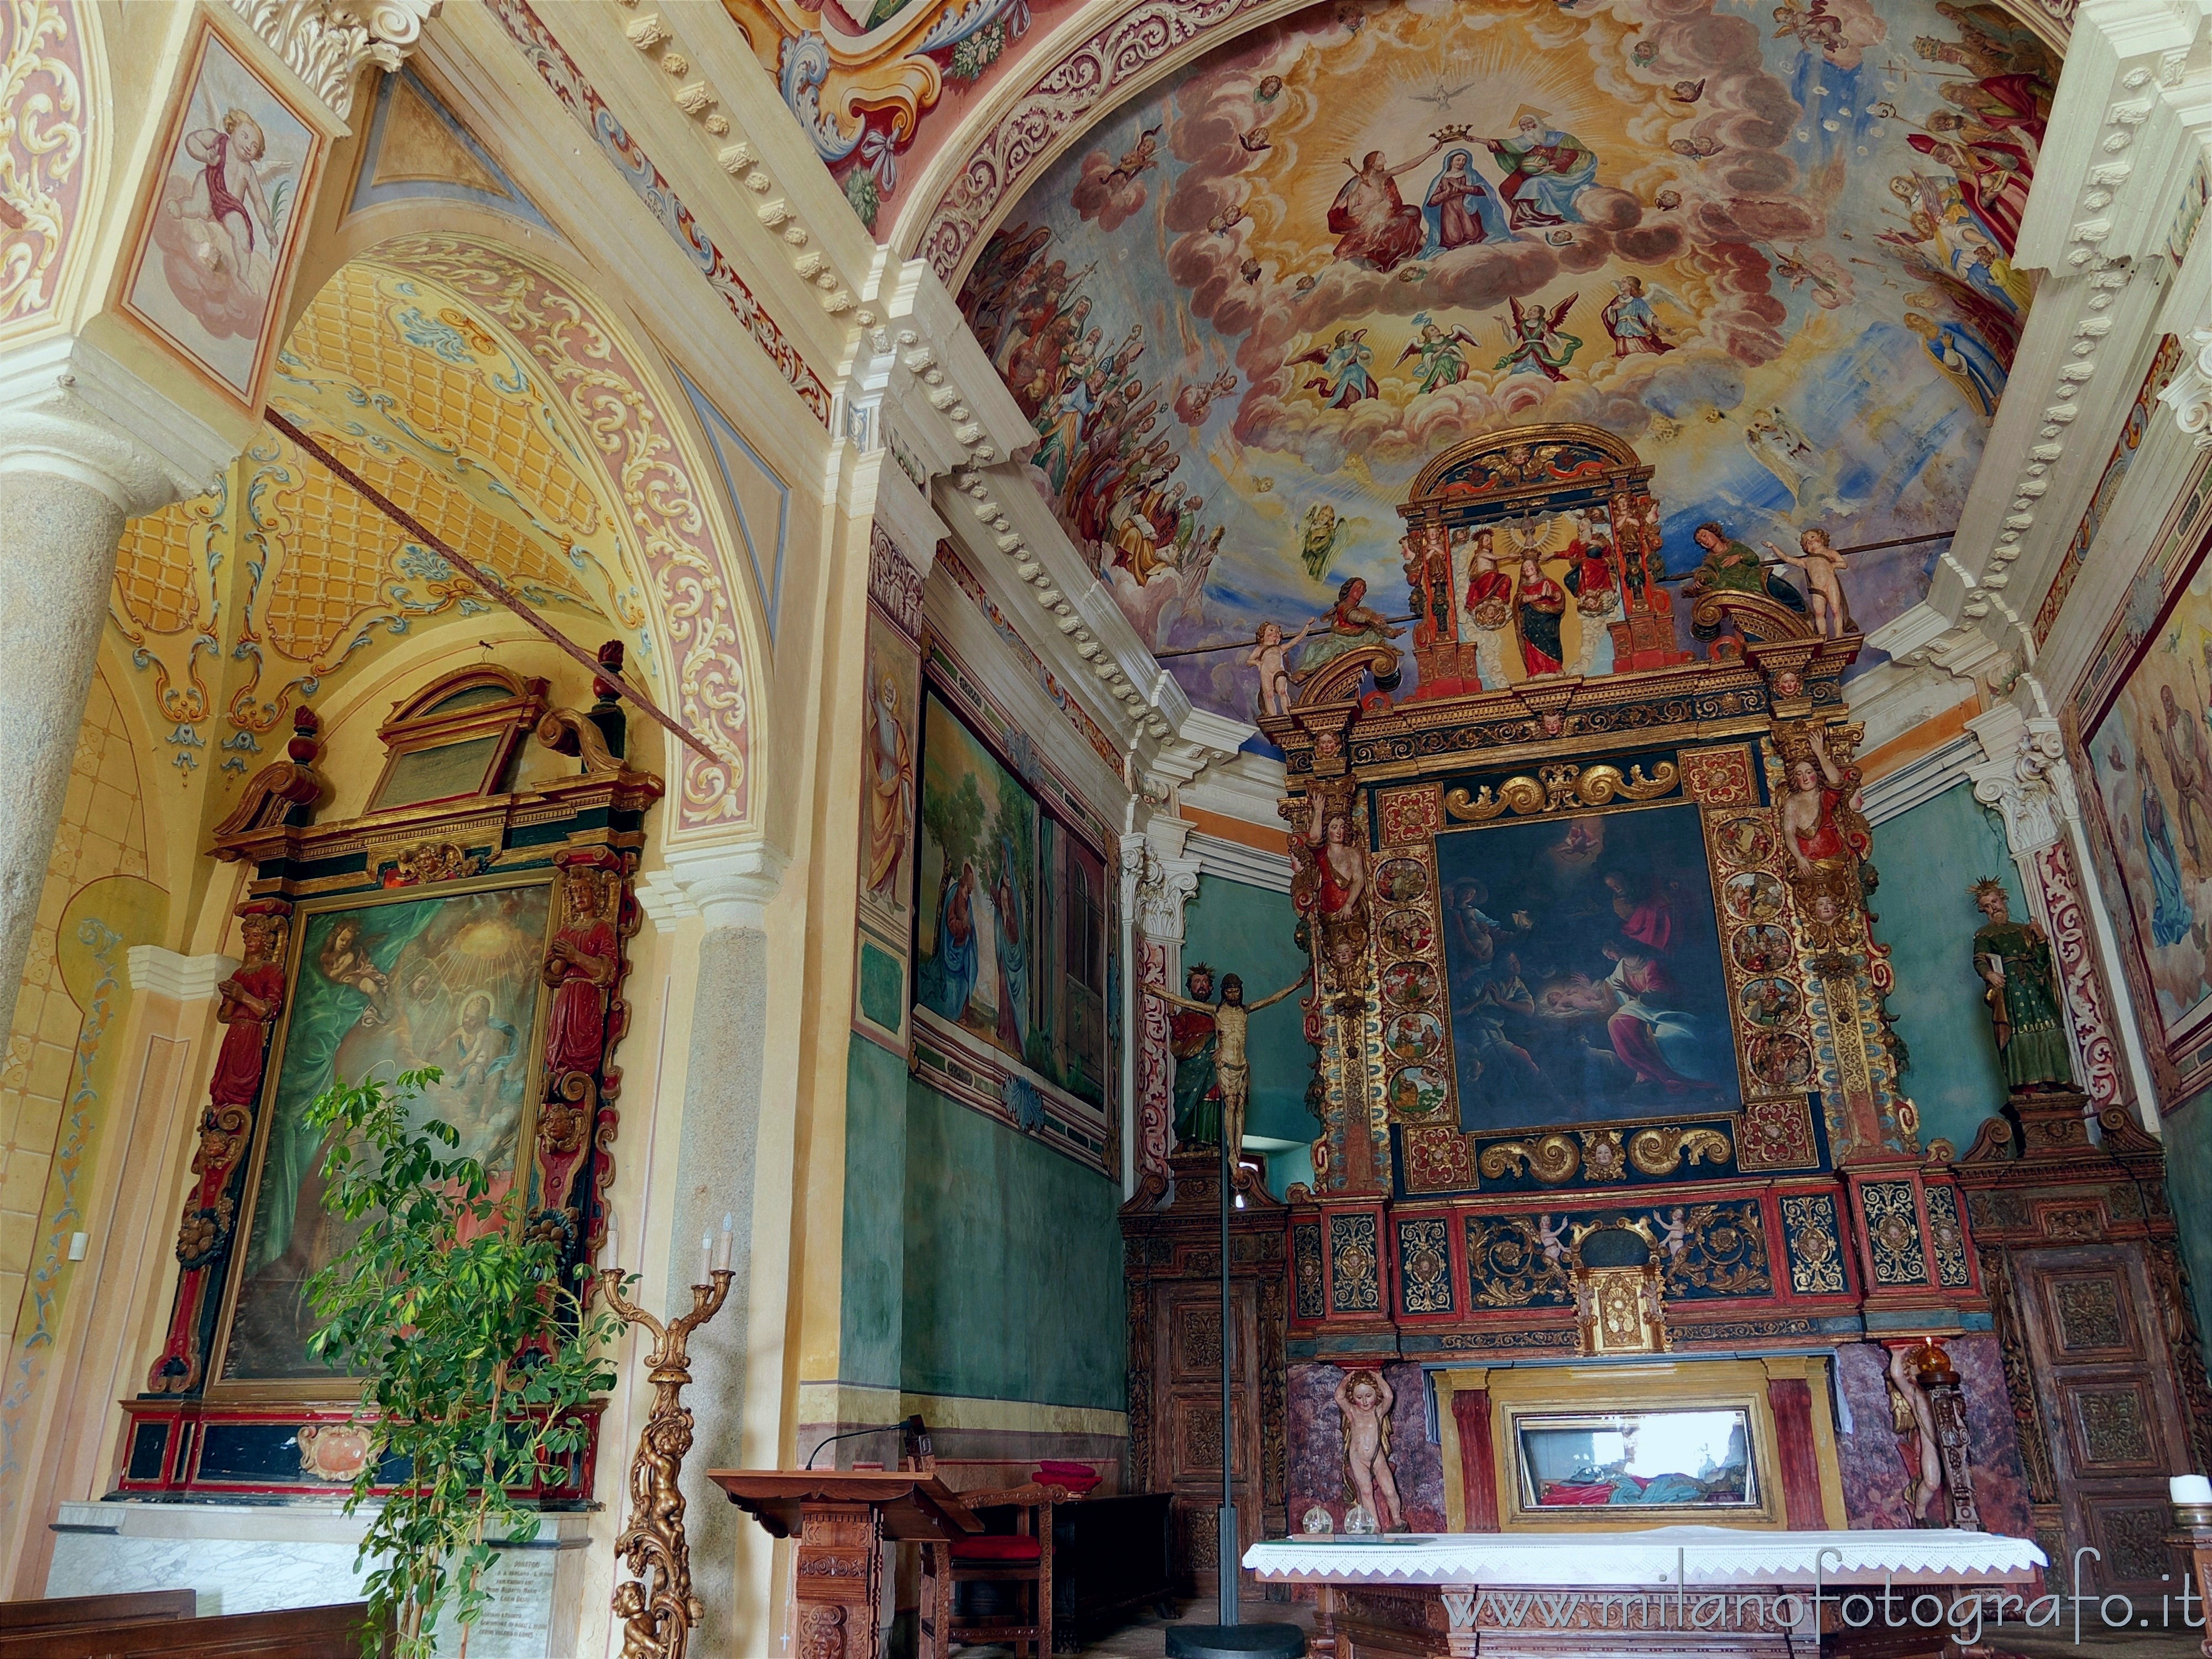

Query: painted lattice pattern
286,263,603,538
254,431,603,665
113,497,213,637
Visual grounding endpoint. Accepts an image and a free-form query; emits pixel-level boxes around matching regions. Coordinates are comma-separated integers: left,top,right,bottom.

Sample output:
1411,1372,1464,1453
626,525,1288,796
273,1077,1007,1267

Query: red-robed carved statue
208,911,288,1107
543,862,620,1082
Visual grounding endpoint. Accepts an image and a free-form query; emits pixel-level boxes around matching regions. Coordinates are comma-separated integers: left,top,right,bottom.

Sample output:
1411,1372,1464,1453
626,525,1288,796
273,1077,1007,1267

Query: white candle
601,1207,620,1271
714,1211,734,1274
699,1233,713,1287
2172,1475,2212,1504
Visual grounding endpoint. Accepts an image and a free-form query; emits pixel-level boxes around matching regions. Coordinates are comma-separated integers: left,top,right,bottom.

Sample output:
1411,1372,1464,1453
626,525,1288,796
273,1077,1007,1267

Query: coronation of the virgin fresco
957,0,2051,721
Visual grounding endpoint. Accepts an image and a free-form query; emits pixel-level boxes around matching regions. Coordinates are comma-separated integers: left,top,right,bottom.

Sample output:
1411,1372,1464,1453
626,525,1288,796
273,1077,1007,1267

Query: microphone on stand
805,1413,930,1470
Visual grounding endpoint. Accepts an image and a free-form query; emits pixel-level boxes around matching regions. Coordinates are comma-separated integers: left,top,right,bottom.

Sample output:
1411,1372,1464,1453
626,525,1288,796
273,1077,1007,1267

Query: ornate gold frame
1434,1358,1845,1533
1392,774,1823,1148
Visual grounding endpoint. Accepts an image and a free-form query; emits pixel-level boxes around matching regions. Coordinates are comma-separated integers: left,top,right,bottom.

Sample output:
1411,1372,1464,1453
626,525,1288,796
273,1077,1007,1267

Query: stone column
0,339,232,1030
639,839,785,1658
1965,703,2155,1120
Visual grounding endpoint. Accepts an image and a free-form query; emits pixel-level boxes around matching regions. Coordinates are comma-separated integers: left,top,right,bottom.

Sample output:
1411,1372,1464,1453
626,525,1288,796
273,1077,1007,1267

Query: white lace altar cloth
1244,1527,2044,1587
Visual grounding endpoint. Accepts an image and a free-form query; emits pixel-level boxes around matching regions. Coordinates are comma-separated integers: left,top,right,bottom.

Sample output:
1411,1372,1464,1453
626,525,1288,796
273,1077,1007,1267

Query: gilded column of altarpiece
118,665,660,1503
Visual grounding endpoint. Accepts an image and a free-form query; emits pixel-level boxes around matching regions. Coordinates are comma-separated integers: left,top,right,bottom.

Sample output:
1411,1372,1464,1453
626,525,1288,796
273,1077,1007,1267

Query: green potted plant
303,1068,620,1657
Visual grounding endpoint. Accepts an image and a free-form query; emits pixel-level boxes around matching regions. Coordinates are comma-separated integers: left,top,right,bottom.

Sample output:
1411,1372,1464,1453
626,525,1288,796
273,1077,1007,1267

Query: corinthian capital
1119,833,1202,943
1966,706,2077,856
2159,327,2212,450
226,0,440,121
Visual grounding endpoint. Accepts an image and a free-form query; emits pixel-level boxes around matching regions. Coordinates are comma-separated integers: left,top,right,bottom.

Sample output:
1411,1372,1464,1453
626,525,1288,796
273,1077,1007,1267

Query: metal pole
1218,1127,1239,1626
263,409,722,768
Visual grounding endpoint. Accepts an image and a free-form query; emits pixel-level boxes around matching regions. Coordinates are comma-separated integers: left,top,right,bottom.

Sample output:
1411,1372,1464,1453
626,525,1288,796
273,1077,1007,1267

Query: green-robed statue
1970,878,2074,1092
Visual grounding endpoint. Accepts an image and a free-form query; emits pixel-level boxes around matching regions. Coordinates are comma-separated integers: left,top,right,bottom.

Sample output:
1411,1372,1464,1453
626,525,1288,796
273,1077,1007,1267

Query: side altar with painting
1123,426,2212,1623
49,662,664,1641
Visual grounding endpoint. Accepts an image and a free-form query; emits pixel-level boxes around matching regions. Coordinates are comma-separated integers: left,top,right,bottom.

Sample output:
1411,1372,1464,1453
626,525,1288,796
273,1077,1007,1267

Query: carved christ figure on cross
1144,968,1307,1159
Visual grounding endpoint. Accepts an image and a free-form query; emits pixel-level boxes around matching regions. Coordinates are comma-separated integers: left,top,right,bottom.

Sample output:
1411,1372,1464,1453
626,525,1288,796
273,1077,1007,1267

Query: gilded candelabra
596,1257,734,1659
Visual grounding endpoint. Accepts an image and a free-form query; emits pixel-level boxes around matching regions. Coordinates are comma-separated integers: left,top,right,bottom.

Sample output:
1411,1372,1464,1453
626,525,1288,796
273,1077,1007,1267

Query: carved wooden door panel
2012,1244,2187,1597
1152,1277,1261,1599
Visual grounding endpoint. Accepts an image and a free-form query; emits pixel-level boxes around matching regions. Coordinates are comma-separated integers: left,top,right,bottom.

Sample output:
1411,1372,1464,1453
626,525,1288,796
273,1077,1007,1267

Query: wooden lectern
709,1470,980,1659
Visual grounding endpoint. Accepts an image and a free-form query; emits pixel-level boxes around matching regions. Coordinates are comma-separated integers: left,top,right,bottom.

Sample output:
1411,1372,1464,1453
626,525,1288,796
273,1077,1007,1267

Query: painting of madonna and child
222,881,556,1381
1430,801,1739,1131
915,689,1111,1109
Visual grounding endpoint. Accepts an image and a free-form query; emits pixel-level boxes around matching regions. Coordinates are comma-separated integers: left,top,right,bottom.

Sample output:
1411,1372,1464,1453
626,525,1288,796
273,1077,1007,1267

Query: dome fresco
958,0,2053,719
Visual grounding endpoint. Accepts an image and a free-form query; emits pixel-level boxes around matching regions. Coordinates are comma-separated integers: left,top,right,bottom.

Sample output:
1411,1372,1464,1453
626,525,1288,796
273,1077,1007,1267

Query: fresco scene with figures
2086,547,2212,1102
4,1,2212,1655
961,0,2053,716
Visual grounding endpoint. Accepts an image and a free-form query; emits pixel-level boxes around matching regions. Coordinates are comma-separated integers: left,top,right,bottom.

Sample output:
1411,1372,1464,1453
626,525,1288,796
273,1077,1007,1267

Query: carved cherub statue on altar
1761,528,1855,639
1969,878,2074,1092
1335,1368,1406,1532
1248,618,1314,718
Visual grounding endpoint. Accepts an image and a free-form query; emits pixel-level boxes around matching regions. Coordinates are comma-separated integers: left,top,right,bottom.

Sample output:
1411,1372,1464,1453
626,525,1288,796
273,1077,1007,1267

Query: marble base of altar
44,1501,591,1658
1244,1529,2043,1658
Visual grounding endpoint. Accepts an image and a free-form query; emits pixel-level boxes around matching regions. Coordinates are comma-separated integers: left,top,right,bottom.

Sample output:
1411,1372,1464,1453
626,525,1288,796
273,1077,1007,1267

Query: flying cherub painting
125,23,321,398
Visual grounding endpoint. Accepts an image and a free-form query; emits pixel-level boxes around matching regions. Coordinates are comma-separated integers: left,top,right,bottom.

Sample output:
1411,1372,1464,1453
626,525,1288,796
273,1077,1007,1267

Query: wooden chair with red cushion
921,1481,1068,1659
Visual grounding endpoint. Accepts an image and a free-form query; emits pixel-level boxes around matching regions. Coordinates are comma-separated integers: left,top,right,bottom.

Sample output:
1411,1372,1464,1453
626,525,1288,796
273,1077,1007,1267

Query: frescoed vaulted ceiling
945,0,2056,721
109,258,651,782
718,0,1087,234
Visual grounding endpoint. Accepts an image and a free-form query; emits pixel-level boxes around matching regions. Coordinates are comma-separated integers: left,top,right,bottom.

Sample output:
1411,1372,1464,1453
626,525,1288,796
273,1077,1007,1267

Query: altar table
1243,1527,2046,1658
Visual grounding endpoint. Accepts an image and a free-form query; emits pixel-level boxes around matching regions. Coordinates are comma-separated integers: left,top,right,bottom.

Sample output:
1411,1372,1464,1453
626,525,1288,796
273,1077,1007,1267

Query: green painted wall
840,1038,910,1391
1183,874,1319,1192
2164,1089,2212,1376
841,1034,1125,1408
900,1079,1125,1408
1866,782,2026,1156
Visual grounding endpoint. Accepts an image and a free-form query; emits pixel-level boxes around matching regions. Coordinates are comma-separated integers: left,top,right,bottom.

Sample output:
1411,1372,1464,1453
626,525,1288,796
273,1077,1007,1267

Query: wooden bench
0,1590,195,1636
0,1600,386,1658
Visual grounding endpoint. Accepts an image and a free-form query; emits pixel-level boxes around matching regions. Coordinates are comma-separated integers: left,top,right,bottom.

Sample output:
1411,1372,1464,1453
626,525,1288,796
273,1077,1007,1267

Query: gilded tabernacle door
121,664,661,1498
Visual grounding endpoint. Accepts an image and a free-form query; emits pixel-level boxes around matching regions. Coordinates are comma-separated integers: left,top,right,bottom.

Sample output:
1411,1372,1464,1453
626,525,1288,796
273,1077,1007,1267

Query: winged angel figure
1495,295,1582,382
1396,314,1484,394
